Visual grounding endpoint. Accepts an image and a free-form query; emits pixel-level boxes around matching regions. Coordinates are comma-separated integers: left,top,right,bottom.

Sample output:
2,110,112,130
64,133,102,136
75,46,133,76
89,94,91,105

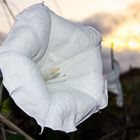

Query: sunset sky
0,0,140,72
0,0,138,31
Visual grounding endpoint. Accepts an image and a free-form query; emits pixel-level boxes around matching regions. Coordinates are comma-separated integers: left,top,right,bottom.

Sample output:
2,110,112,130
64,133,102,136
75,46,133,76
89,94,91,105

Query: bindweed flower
107,60,123,107
0,4,108,133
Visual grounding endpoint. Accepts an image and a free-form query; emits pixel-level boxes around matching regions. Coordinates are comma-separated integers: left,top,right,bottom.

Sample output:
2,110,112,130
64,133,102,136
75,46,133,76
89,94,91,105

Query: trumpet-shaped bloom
0,4,108,133
107,60,123,107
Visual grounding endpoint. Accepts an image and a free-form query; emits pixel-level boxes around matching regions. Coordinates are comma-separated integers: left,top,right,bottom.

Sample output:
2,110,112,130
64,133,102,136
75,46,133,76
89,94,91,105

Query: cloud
83,2,140,35
83,13,126,35
127,2,140,20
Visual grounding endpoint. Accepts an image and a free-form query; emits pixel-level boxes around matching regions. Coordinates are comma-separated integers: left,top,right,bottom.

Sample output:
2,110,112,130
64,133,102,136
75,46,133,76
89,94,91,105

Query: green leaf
1,98,14,117
7,134,26,140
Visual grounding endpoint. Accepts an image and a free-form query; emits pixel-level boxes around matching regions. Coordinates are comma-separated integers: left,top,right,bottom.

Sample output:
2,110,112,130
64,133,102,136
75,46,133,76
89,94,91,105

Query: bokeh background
0,1,140,140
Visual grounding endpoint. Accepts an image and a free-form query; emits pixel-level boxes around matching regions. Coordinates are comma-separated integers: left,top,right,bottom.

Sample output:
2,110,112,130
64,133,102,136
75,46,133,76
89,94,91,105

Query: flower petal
0,4,108,133
0,52,51,128
43,84,99,132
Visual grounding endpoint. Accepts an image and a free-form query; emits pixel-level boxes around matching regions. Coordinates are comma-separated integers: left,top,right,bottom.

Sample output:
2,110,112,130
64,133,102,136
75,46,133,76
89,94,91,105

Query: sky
0,0,137,32
0,0,140,72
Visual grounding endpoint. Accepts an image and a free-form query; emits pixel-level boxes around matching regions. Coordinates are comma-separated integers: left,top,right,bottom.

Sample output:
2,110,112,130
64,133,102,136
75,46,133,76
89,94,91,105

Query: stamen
51,67,60,73
43,67,66,84
45,77,66,84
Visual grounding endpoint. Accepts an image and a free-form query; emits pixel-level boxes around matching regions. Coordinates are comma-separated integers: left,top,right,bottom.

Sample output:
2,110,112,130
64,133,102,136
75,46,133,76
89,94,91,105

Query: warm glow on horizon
103,21,140,52
128,41,139,50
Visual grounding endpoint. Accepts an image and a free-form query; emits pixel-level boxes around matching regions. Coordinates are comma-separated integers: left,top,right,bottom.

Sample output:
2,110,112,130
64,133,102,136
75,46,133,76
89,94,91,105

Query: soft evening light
128,41,139,50
103,22,140,52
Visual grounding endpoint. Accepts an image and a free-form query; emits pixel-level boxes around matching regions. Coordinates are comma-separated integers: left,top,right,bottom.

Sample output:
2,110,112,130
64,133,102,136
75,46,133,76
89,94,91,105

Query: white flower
0,4,108,133
107,60,123,107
